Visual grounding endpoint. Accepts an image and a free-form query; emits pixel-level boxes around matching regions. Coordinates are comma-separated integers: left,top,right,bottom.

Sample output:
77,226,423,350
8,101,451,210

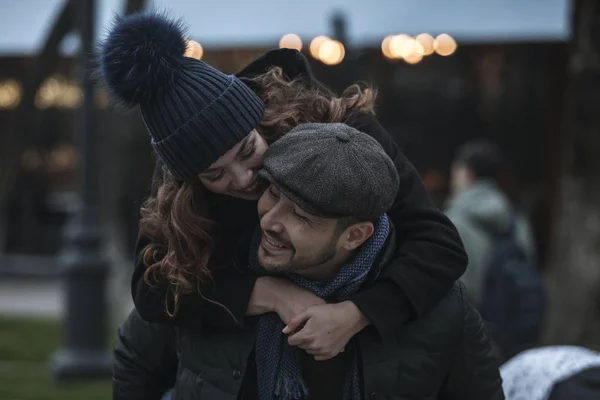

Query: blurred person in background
445,140,545,358
446,140,536,307
501,345,600,400
100,10,468,375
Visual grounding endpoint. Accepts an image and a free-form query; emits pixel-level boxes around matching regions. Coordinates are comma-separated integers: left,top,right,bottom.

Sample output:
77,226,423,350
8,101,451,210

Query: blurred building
0,0,570,273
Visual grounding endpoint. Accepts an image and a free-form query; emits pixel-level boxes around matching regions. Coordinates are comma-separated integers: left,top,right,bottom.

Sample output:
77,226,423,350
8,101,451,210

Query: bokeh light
309,35,330,59
434,33,457,56
318,39,345,65
416,33,435,56
279,33,303,51
184,39,204,60
381,35,396,59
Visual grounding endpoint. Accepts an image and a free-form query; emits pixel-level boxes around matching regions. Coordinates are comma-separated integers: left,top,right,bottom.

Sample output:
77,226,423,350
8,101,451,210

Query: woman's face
198,129,269,200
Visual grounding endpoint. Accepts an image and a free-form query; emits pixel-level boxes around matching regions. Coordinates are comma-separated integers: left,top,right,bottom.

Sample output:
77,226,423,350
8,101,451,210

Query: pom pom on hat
100,13,187,107
98,12,265,184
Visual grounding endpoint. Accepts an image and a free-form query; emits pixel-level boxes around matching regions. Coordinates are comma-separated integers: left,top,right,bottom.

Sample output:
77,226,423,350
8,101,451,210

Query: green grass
0,316,111,400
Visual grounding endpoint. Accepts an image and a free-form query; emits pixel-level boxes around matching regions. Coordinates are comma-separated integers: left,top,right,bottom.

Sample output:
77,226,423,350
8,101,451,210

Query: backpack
480,213,546,357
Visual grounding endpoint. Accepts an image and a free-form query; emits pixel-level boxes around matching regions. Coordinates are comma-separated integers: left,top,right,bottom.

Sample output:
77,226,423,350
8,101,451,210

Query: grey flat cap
259,122,399,219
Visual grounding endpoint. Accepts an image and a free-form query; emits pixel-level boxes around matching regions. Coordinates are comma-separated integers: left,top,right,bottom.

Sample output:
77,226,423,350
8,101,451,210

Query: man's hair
335,215,380,234
454,139,505,181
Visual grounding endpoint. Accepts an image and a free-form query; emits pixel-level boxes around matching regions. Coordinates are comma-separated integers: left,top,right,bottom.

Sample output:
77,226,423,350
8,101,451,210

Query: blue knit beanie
100,13,265,183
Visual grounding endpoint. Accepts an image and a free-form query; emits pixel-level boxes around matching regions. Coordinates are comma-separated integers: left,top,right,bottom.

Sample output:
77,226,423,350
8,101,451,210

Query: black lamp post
51,0,112,380
331,11,348,47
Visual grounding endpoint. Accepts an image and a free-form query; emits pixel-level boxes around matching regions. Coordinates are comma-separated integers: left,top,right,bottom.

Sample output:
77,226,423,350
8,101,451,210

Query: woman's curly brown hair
140,66,377,316
253,67,376,143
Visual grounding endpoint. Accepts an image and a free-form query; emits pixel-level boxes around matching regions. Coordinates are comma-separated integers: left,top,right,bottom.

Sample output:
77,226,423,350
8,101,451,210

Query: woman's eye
206,170,224,182
239,143,256,160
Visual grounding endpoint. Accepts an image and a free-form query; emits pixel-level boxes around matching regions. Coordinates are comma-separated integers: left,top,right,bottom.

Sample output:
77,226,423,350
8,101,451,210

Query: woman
101,12,467,360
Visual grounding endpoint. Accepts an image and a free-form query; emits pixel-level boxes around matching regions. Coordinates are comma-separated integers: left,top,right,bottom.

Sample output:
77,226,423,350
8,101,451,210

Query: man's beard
259,230,338,275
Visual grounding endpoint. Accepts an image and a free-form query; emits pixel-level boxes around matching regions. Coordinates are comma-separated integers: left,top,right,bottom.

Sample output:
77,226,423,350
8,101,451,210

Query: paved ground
0,277,134,321
0,278,63,318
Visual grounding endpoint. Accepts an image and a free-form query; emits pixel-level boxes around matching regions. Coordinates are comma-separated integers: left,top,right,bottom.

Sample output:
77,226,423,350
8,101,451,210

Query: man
445,140,536,308
114,123,503,400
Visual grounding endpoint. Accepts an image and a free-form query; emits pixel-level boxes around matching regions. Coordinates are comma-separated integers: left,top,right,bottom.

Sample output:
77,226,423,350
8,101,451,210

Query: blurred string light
279,33,303,51
0,79,21,109
184,39,204,60
0,75,110,110
21,146,78,172
310,35,330,59
35,75,83,109
381,35,395,59
415,33,435,56
49,144,78,172
394,34,423,59
403,50,424,64
434,33,457,56
388,34,409,58
318,39,345,65
309,36,345,65
381,33,457,64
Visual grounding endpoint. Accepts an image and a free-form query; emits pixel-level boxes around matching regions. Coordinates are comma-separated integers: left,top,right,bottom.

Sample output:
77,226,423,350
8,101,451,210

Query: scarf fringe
274,374,309,400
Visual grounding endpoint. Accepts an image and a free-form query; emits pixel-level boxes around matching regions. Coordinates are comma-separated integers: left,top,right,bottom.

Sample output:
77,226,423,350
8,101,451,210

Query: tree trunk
543,0,600,349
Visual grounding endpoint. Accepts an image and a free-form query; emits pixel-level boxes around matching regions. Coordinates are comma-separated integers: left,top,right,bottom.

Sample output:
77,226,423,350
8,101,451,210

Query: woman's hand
247,277,325,323
283,301,370,361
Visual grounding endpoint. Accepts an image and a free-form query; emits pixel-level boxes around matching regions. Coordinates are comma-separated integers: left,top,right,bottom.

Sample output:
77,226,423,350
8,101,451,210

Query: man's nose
260,203,284,234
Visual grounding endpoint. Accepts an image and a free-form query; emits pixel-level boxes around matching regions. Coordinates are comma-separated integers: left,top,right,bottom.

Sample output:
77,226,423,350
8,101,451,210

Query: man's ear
341,222,375,251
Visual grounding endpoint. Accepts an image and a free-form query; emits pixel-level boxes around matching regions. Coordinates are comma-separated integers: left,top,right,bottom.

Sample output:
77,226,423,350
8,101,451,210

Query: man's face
256,185,347,277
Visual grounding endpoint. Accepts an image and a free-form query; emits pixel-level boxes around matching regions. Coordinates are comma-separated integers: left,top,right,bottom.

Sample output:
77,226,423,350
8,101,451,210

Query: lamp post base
51,209,112,382
51,348,112,381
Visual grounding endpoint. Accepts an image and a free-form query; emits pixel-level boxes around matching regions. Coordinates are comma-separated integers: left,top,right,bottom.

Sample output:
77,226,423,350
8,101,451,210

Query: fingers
287,329,311,346
282,312,310,334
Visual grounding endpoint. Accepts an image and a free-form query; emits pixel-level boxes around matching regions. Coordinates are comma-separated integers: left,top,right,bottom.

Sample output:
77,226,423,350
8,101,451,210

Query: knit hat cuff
151,76,265,182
